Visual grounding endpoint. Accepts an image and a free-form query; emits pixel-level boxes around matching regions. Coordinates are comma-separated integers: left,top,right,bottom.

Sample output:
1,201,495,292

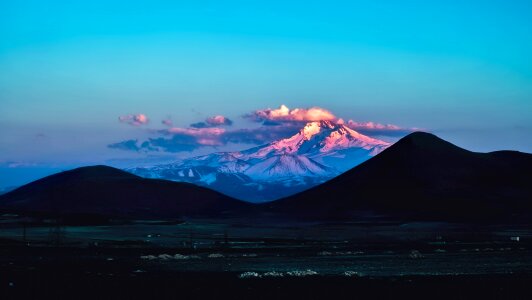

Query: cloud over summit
110,105,414,154
247,105,336,123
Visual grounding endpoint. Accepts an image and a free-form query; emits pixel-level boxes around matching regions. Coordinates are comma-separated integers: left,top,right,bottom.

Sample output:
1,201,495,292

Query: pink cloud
119,114,149,126
247,105,336,122
206,115,232,126
110,105,417,153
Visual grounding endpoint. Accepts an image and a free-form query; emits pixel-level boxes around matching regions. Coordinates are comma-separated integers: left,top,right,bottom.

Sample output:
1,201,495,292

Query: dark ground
2,268,531,300
1,218,531,299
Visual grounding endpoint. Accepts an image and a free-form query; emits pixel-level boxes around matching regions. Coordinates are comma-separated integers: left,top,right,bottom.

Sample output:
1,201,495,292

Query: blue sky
1,0,531,187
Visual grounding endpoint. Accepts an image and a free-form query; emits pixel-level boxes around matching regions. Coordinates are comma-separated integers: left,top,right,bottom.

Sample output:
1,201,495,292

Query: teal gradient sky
1,0,531,187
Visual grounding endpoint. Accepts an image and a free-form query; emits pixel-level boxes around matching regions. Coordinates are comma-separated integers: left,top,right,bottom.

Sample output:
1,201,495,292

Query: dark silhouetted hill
0,165,248,219
265,132,532,222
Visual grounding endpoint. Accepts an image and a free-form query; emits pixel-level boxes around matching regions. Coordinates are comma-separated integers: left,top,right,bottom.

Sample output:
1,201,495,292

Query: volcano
128,121,390,202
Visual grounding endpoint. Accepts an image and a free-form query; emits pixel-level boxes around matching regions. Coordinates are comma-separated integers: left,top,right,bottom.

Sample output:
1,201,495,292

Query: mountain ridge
128,120,390,201
265,132,532,222
0,165,249,219
1,133,531,223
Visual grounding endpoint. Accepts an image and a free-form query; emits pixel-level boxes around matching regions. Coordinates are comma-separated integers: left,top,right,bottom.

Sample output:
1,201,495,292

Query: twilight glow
1,1,531,190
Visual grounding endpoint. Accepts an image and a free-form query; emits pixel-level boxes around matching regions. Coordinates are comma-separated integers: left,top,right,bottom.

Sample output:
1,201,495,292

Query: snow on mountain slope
243,154,333,180
127,121,391,202
243,121,388,157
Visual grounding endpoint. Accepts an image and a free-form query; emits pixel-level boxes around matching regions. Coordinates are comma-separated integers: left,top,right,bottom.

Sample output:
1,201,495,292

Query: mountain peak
301,120,335,139
404,131,442,143
231,120,390,161
393,131,465,154
286,120,389,151
54,165,140,181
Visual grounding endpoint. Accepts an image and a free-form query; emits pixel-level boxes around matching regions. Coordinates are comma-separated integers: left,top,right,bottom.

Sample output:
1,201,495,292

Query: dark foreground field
1,217,531,299
2,266,531,300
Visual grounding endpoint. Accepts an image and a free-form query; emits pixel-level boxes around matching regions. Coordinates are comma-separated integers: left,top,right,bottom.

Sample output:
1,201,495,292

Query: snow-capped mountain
127,121,390,202
241,121,389,172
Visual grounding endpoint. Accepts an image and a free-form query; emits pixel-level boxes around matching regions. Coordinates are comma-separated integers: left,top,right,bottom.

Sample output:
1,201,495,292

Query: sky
1,0,531,188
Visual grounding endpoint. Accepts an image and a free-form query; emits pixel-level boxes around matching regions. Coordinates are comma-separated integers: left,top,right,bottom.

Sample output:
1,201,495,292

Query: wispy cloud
143,135,201,152
109,124,299,153
344,120,400,130
222,124,301,145
109,105,415,153
165,127,226,146
341,119,414,136
108,136,200,153
191,115,233,128
108,139,142,152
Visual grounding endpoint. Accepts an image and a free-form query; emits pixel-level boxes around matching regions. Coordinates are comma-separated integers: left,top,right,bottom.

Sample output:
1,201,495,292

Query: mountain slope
129,121,390,201
0,165,248,219
265,132,532,221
